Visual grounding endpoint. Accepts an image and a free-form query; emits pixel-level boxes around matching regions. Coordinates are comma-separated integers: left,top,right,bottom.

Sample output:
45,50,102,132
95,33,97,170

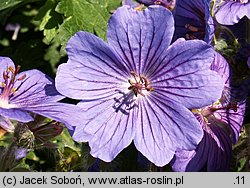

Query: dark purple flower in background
173,0,215,44
171,52,246,171
15,147,29,160
55,5,224,166
215,0,250,25
0,57,87,132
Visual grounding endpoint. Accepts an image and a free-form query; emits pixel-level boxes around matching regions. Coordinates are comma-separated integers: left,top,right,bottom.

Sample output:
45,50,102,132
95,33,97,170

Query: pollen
10,87,18,94
0,82,6,87
0,65,25,108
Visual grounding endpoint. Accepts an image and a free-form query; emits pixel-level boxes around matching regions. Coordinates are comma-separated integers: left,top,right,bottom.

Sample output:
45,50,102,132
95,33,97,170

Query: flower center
0,65,26,108
128,71,154,97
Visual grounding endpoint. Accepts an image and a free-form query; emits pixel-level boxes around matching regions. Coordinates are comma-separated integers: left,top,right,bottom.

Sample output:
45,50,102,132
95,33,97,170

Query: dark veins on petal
173,0,213,42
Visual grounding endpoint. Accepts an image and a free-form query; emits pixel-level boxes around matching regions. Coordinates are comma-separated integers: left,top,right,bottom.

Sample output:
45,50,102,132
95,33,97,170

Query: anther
17,74,27,81
8,66,15,74
128,71,153,97
3,70,9,81
0,82,6,87
185,24,199,32
15,65,21,75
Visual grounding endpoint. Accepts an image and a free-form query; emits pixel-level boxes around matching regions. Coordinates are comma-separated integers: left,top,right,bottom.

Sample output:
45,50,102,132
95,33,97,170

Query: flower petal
133,96,203,167
74,93,137,162
172,121,232,171
173,0,214,43
10,69,63,106
138,0,155,5
0,116,14,132
210,52,230,85
215,1,250,25
15,147,29,160
171,150,196,172
123,0,140,7
21,102,88,131
150,40,224,109
55,31,128,100
107,5,174,74
0,108,33,122
0,57,15,84
214,99,246,144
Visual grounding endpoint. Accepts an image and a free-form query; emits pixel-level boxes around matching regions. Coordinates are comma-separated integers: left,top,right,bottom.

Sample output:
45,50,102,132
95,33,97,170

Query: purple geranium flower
55,5,224,166
0,56,86,131
173,0,215,44
0,116,14,132
15,147,29,160
122,0,141,8
138,0,176,9
215,0,250,25
171,52,246,171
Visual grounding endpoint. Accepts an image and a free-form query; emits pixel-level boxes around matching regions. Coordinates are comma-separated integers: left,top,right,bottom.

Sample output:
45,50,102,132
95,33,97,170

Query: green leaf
44,42,62,71
54,128,81,152
54,0,122,53
237,157,247,172
0,0,45,25
0,0,22,11
35,0,62,44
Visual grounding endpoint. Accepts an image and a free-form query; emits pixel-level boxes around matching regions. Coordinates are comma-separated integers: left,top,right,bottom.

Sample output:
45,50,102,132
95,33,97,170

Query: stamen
0,82,6,87
8,66,15,74
201,101,238,118
17,74,27,81
185,23,205,40
0,65,24,106
10,87,17,94
186,33,197,40
3,70,9,81
185,24,199,32
154,1,162,5
154,0,175,10
128,71,154,97
15,65,21,75
225,101,238,112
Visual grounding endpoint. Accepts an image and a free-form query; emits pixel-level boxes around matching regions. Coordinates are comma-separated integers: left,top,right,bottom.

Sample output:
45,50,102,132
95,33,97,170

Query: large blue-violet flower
173,0,215,44
138,0,176,9
55,5,224,166
215,0,250,25
171,52,246,171
0,56,86,131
